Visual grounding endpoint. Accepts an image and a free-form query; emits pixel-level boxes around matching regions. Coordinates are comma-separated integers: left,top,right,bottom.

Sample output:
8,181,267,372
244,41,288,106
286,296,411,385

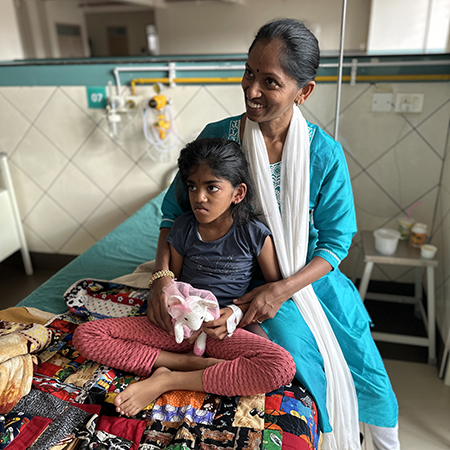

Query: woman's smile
246,99,266,110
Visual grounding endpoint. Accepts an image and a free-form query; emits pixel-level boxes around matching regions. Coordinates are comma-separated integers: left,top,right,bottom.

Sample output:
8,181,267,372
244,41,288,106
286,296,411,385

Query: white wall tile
107,164,169,217
352,172,401,230
1,86,56,123
46,162,107,224
23,195,80,252
7,160,44,218
0,94,31,152
416,99,450,160
34,88,98,158
172,86,236,143
302,83,336,129
343,149,364,179
339,99,412,168
23,224,55,253
203,85,246,117
366,133,442,209
59,227,98,255
81,197,129,242
60,86,105,122
10,127,68,191
71,127,136,193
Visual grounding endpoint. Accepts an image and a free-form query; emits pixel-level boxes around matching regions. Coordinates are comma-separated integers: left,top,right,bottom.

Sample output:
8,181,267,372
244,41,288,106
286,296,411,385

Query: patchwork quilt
2,280,321,450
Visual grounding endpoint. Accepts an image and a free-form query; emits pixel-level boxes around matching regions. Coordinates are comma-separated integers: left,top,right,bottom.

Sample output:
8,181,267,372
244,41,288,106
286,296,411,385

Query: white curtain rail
113,58,450,93
113,64,245,93
320,59,450,68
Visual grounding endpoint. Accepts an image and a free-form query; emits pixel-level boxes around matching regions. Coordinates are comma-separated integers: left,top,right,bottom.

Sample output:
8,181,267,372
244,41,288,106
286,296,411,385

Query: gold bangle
148,270,175,288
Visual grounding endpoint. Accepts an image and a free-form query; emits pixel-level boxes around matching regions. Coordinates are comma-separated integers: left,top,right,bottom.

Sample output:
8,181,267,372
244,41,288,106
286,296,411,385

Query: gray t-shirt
167,211,271,307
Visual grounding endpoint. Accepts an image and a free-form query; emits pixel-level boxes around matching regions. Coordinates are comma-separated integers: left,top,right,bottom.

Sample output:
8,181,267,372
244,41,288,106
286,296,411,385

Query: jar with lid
410,223,427,247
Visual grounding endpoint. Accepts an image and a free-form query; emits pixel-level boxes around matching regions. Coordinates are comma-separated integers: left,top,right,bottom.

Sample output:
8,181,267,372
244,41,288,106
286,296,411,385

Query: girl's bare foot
114,354,226,417
114,367,171,417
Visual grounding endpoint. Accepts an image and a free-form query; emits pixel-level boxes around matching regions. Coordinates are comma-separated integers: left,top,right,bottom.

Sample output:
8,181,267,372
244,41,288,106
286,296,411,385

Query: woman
148,18,400,450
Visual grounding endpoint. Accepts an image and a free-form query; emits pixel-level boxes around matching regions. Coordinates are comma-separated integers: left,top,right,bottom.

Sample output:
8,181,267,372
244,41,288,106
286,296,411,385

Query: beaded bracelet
148,270,175,288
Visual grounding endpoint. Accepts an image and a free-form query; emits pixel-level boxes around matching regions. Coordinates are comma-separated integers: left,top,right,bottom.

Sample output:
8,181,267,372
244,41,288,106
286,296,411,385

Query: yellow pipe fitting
130,76,242,94
129,73,448,95
131,78,170,95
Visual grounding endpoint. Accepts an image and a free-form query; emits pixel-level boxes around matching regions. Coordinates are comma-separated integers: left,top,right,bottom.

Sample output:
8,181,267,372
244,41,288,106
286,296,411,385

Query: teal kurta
160,114,398,432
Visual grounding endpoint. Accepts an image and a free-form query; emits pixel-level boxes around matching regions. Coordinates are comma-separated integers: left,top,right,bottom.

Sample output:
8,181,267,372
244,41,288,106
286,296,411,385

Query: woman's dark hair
249,18,320,88
176,138,255,225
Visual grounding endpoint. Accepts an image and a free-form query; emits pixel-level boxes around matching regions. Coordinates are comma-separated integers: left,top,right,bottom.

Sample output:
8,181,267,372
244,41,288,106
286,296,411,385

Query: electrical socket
395,93,424,113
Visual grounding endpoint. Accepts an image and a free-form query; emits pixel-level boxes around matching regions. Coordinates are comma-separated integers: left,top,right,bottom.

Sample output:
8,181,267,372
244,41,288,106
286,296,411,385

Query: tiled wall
0,81,449,335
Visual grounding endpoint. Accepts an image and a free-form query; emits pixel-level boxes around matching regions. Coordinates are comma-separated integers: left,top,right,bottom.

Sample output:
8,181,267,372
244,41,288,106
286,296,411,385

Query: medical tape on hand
226,304,243,337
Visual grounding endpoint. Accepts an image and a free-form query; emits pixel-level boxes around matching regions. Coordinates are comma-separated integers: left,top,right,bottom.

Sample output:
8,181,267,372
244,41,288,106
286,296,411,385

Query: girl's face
241,39,314,126
187,164,246,226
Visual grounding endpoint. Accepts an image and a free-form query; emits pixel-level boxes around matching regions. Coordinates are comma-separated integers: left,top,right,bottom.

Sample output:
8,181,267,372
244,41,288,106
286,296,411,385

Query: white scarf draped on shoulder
242,105,360,450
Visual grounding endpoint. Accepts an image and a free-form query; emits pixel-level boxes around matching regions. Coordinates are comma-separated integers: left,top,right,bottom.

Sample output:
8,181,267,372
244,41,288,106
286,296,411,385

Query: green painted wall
0,54,448,87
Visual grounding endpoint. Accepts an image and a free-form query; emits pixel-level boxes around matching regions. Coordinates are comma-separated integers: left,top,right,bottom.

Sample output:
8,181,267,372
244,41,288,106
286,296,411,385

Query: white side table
0,152,33,275
358,230,438,365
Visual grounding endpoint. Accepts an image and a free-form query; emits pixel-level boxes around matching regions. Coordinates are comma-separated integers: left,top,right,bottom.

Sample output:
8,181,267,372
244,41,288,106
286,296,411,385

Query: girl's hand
234,282,288,328
147,277,174,335
202,307,234,340
184,330,202,345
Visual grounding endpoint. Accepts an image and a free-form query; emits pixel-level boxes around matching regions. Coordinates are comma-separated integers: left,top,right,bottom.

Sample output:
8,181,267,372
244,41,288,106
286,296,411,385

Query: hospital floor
1,251,450,449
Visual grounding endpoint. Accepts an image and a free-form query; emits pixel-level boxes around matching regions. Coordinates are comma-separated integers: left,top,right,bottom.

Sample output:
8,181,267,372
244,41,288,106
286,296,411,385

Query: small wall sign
86,86,107,109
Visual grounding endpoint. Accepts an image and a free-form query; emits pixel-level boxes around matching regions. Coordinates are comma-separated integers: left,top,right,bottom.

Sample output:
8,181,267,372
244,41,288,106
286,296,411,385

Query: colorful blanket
2,280,321,449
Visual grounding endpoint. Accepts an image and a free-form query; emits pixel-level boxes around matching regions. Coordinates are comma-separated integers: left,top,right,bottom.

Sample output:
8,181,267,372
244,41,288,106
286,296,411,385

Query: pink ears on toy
167,295,185,308
167,295,188,320
167,294,218,312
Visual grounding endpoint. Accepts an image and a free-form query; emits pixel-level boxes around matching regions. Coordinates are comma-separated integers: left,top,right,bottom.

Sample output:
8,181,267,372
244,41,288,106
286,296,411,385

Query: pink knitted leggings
73,316,295,396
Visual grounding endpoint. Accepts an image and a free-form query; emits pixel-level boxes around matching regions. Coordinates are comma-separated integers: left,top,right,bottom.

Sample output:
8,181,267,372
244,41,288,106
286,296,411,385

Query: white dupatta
242,106,360,450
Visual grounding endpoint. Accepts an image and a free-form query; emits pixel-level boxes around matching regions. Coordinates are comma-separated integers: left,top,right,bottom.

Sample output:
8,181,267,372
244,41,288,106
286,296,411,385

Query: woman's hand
234,281,288,328
202,307,234,340
234,257,333,328
146,276,174,335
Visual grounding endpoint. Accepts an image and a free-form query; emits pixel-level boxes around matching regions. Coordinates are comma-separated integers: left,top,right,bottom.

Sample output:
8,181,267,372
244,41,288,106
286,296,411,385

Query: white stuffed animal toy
164,281,220,356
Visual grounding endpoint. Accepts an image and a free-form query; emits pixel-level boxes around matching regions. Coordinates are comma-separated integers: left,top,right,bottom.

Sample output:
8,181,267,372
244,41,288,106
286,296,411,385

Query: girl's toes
114,395,123,408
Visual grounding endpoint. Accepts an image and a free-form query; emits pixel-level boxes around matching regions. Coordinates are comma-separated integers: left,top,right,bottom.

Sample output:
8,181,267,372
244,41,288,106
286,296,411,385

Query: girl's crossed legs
73,316,295,416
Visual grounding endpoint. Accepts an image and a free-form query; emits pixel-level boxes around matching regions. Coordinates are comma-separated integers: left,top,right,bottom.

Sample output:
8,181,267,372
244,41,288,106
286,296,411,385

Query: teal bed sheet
17,190,165,314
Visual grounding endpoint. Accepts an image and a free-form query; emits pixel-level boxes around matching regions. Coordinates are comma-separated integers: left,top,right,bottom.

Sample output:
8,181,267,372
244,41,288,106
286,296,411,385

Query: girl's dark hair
176,138,255,225
249,18,320,88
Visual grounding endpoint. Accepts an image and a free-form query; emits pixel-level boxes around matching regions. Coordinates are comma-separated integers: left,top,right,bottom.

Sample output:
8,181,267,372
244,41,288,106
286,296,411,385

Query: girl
73,138,296,417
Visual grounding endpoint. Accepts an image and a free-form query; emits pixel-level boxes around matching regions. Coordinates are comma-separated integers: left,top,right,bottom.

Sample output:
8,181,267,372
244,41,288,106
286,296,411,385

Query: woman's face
242,39,305,126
